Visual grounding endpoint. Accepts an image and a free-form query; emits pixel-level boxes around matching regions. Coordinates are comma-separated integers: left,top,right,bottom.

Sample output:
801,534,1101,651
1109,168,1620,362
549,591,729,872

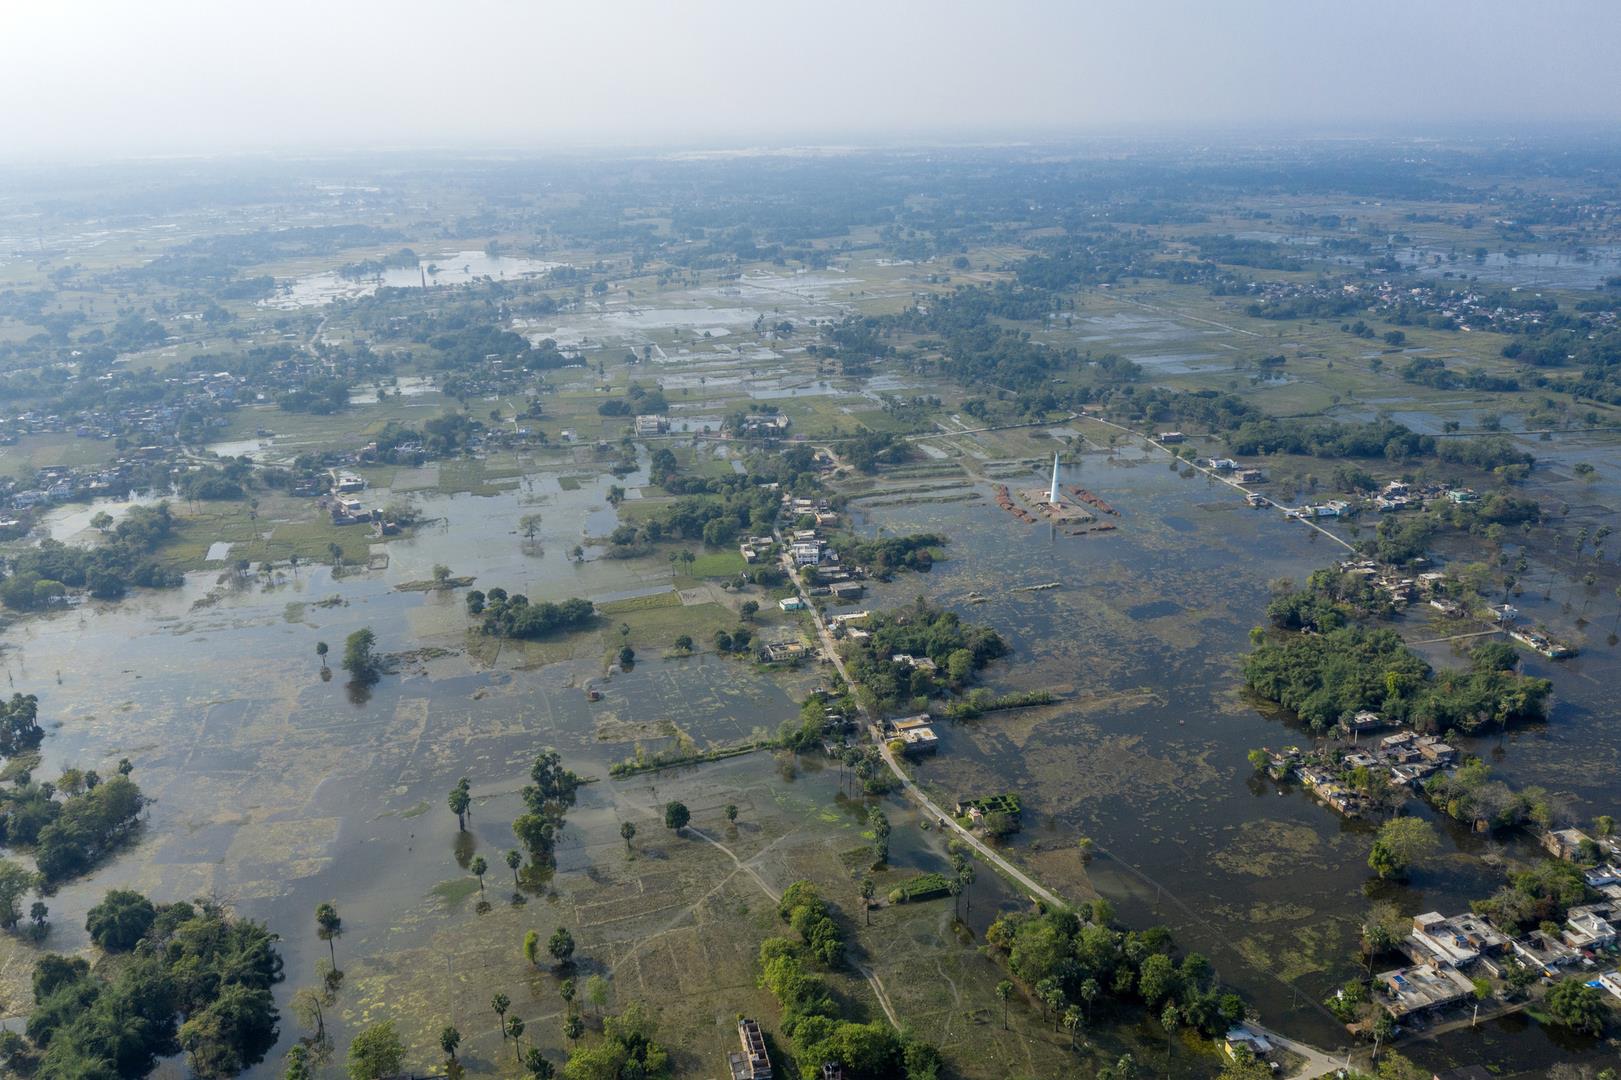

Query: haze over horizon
3,0,1621,162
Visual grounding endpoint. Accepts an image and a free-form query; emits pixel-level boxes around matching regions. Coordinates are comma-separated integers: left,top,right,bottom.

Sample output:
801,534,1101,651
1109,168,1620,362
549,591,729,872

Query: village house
1543,827,1595,861
1375,963,1474,1018
778,596,807,612
1511,928,1580,976
1598,971,1621,1002
1341,710,1389,738
1407,911,1509,969
886,714,939,757
633,414,667,436
728,1018,773,1080
760,640,808,664
1222,1024,1273,1062
829,581,865,601
1563,904,1618,951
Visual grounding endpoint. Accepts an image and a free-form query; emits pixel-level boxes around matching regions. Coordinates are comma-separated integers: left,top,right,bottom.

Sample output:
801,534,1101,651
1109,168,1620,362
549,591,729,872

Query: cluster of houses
1375,884,1621,1021
1265,725,1458,818
1331,559,1573,658
1241,276,1558,336
1370,480,1479,514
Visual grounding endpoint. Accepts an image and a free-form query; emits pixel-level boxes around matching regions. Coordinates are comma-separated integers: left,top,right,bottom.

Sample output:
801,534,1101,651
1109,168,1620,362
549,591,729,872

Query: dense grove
987,901,1246,1041
25,895,282,1079
1,503,182,609
826,533,943,578
1244,621,1551,735
0,693,44,758
0,770,145,883
840,601,1008,713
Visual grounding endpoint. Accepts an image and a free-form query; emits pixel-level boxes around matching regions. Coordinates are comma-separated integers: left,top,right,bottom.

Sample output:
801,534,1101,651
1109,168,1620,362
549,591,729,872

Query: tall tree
492,992,510,1039
315,902,342,967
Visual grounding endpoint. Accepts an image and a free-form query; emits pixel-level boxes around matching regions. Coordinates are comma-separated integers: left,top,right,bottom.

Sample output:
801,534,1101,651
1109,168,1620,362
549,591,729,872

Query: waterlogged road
777,544,1077,912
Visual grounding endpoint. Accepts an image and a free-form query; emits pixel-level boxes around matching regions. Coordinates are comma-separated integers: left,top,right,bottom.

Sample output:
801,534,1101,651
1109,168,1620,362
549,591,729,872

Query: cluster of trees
986,900,1245,1046
468,589,594,639
0,693,44,757
0,765,144,883
2,503,182,609
25,893,281,1078
1224,418,1433,460
1471,859,1592,936
1244,622,1551,736
340,628,382,686
826,533,943,578
605,483,782,551
560,1001,671,1080
511,750,582,868
840,600,1008,713
597,381,667,416
1265,569,1397,630
1423,757,1558,834
758,883,942,1079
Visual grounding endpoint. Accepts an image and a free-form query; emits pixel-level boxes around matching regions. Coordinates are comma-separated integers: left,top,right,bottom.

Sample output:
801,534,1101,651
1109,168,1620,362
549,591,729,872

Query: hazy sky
3,0,1619,160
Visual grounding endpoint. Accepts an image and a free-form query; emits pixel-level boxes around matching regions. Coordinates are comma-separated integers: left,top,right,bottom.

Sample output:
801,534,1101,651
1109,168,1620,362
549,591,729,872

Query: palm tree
958,864,976,917
948,877,963,920
506,1015,525,1059
859,876,875,925
1079,978,1099,1023
315,641,328,668
492,992,510,1039
563,1014,584,1046
620,821,636,852
440,1025,461,1062
524,1048,554,1079
1160,1003,1179,1074
315,902,341,967
506,848,522,885
995,980,1013,1030
449,781,471,830
1063,1006,1082,1049
470,855,487,895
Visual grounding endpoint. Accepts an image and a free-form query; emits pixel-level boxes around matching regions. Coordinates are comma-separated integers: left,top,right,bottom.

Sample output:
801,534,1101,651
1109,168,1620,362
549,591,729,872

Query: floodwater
4,423,1615,1075
0,460,812,1075
263,251,560,309
849,442,1620,1071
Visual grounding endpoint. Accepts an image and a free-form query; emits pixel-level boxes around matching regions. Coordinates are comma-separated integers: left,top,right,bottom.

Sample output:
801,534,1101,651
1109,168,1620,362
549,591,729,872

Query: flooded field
848,434,1621,1067
265,252,561,308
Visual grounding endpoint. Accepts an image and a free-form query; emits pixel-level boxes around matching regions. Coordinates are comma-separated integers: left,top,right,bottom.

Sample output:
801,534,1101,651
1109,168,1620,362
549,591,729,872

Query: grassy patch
685,549,747,578
597,590,681,614
428,877,481,908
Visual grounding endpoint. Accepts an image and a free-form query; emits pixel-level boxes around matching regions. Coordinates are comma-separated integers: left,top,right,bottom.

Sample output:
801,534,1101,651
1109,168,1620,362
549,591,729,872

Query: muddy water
850,443,1618,1065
